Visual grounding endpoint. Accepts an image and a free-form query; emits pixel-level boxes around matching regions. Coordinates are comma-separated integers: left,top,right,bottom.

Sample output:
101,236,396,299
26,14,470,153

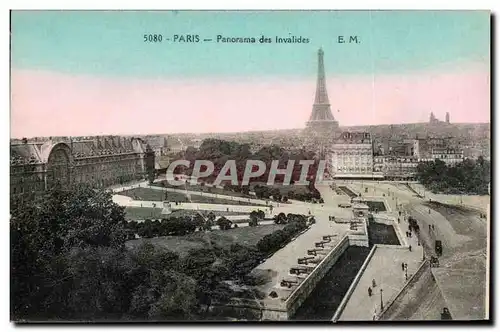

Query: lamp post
380,288,384,311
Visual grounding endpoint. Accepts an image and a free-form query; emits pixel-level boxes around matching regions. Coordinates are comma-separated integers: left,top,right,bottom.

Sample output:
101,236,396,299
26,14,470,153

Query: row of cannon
279,235,338,289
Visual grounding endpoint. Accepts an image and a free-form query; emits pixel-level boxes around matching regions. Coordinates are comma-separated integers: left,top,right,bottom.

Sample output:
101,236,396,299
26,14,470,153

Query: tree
12,184,259,322
216,217,232,230
274,212,287,225
249,214,259,227
11,184,129,320
416,158,490,195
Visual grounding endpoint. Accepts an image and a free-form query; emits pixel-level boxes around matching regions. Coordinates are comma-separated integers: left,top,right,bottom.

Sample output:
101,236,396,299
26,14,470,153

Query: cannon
290,266,312,275
315,242,325,248
280,279,298,288
322,235,332,242
297,256,315,265
307,249,318,256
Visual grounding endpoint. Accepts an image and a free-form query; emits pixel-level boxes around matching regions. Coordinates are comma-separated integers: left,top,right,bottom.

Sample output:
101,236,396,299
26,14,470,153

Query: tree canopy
11,184,310,321
416,157,490,195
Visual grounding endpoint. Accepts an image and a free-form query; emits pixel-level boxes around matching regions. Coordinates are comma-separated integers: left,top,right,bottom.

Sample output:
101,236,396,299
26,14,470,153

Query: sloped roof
10,136,151,164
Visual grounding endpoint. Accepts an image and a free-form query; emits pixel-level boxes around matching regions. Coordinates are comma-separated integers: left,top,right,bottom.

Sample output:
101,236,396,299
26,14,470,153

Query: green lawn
121,187,265,206
124,206,165,220
152,180,312,199
121,187,166,201
153,180,253,199
125,224,285,255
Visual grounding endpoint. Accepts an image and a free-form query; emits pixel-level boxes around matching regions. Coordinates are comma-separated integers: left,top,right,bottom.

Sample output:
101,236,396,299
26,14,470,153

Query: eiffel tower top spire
309,48,335,121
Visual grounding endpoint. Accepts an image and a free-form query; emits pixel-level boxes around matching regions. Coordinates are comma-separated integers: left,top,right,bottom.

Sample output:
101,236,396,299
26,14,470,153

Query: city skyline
11,11,490,137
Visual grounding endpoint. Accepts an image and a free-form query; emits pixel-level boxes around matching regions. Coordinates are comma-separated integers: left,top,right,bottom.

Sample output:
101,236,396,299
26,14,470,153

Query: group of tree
171,139,322,186
126,217,198,239
416,157,490,195
286,188,323,203
222,184,251,196
11,184,270,321
256,215,309,255
273,213,315,225
249,210,265,227
253,184,323,203
125,212,240,238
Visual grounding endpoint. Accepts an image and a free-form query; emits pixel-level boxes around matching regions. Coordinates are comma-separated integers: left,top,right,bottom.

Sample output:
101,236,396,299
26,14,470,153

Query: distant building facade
429,147,464,165
373,156,419,181
10,136,155,199
329,132,379,179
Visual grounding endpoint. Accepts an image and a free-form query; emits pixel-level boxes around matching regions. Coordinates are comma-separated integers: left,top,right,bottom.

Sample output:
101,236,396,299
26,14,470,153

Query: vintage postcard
10,10,491,322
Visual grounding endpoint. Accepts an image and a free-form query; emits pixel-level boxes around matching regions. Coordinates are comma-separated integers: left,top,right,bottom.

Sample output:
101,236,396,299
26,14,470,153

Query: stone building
329,132,379,179
10,136,155,199
373,156,419,181
428,147,464,165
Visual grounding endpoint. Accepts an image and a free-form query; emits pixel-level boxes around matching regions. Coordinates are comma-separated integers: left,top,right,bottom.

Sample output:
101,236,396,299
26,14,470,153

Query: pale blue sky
11,10,490,78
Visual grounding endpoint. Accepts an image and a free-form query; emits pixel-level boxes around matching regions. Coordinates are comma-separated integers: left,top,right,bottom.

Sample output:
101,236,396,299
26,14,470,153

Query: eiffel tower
304,48,339,155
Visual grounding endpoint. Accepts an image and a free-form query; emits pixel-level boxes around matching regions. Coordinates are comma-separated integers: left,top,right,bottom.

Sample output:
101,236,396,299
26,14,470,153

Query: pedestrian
432,225,435,230
405,263,408,270
402,262,405,271
368,287,372,297
409,245,412,252
372,279,377,288
429,224,431,231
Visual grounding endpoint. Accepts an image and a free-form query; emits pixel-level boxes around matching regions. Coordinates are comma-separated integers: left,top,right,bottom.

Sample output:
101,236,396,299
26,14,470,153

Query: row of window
431,155,463,159
11,182,45,194
335,167,372,172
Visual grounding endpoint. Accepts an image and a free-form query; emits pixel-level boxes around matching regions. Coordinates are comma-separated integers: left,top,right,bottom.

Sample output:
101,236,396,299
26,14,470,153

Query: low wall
377,259,430,320
282,235,351,319
373,215,407,247
331,244,378,321
350,218,370,247
261,305,288,321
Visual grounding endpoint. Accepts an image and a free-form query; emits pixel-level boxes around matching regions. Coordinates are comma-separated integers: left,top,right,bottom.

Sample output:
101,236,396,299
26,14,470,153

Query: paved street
338,181,425,321
339,245,424,321
345,180,488,320
408,183,489,213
